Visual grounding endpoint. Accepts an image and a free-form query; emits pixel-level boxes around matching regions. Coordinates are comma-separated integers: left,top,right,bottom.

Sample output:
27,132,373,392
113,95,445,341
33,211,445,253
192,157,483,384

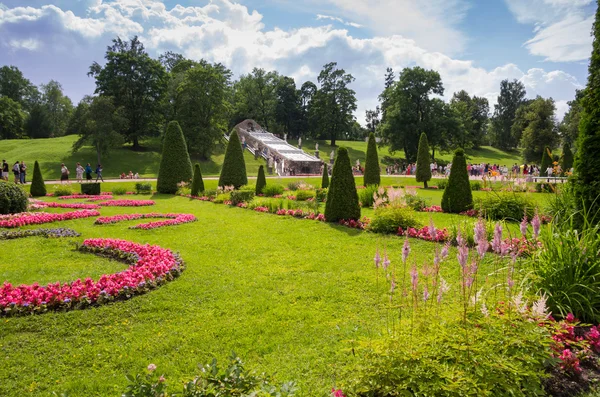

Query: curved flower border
0,238,184,316
31,201,100,210
58,194,113,200
0,210,100,228
0,228,80,240
95,213,197,229
98,200,155,207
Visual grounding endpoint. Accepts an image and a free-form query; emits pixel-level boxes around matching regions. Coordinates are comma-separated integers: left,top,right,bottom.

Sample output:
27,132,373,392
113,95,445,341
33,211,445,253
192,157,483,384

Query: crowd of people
59,163,104,184
120,171,140,179
2,160,27,184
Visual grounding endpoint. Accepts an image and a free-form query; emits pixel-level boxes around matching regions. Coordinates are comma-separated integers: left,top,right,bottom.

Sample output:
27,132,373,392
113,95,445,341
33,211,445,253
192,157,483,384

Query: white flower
512,292,528,315
481,302,490,317
532,294,551,320
147,364,157,372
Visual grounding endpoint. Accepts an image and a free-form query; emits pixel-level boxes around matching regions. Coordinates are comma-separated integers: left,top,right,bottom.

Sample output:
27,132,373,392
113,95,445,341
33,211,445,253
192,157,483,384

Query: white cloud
316,14,362,28
8,38,40,50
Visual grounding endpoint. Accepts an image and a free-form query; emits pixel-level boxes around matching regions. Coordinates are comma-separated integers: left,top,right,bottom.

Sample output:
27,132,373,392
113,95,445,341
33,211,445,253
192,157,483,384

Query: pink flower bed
0,238,184,316
33,202,100,210
253,206,269,213
422,205,443,213
0,210,100,228
398,225,448,242
98,200,155,207
58,194,113,200
95,213,196,229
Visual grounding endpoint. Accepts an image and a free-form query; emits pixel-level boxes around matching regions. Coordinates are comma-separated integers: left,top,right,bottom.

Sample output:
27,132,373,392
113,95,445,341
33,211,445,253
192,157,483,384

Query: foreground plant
0,210,100,228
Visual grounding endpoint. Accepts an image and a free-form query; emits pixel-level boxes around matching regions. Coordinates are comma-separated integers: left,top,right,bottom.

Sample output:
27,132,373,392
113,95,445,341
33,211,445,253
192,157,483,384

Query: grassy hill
0,135,523,180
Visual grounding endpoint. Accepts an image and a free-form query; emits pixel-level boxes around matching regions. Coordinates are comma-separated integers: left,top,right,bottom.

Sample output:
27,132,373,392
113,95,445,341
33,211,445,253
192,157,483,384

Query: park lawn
0,194,516,396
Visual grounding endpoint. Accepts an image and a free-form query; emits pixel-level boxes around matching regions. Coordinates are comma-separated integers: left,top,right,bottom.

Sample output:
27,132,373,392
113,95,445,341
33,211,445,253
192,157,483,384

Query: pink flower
492,222,503,254
382,249,390,271
99,200,155,207
331,389,346,397
0,210,100,228
474,218,486,242
520,214,528,238
410,265,419,293
147,364,157,372
531,212,541,239
374,248,381,269
95,213,196,230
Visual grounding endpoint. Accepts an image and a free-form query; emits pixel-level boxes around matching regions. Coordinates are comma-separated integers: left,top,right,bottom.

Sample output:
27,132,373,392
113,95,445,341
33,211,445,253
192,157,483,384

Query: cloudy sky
0,0,595,123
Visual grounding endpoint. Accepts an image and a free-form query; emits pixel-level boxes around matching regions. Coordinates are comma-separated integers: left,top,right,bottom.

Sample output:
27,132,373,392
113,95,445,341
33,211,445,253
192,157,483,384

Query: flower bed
95,213,196,230
98,200,155,207
398,225,448,242
0,238,184,316
58,194,113,200
421,205,443,213
0,210,100,228
31,201,100,210
0,228,80,240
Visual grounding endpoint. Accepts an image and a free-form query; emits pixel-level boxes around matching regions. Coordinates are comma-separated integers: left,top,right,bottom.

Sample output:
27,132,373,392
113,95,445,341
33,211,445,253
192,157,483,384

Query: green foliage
255,165,266,195
262,184,284,197
325,147,360,222
358,185,379,208
287,180,304,191
111,186,128,195
0,182,27,214
478,192,535,221
219,130,248,189
321,166,329,189
545,183,577,225
405,194,429,211
157,121,193,194
80,183,101,196
363,132,381,186
230,190,255,205
39,80,73,138
448,90,490,149
441,149,473,213
295,190,315,201
436,180,448,190
29,161,46,197
540,147,552,173
190,163,205,197
135,183,152,194
0,96,25,139
213,193,231,204
515,97,559,163
52,185,74,197
315,188,328,202
368,206,421,234
489,79,526,151
415,132,432,188
535,183,557,193
562,142,574,172
470,181,481,191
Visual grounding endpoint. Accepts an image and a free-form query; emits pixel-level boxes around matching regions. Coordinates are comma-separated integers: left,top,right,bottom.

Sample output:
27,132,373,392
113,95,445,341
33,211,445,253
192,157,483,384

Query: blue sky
0,0,595,121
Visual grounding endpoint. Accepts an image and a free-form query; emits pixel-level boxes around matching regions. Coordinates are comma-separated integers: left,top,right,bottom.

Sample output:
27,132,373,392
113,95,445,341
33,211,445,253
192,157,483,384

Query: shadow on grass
326,222,363,236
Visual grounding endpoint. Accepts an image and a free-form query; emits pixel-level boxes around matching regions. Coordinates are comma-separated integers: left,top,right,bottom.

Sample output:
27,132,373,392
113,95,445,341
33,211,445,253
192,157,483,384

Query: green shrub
415,132,432,188
441,149,473,213
219,130,247,189
111,186,127,195
295,190,315,201
0,182,27,214
53,185,74,197
262,184,284,197
405,194,429,211
358,185,379,208
230,190,255,205
315,188,328,202
190,163,204,197
369,206,421,234
562,142,574,173
325,147,360,222
545,183,577,225
535,182,557,193
157,121,193,194
81,183,101,195
364,132,381,186
478,192,535,221
29,160,46,197
321,165,329,189
213,193,231,204
470,181,482,191
255,165,266,195
135,182,152,194
436,180,448,190
287,180,303,191
540,146,552,174
203,189,217,198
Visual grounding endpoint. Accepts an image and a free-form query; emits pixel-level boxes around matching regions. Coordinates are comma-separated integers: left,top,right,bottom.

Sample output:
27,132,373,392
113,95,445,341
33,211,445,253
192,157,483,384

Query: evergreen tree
540,147,552,174
30,160,46,197
156,121,193,194
190,163,204,196
441,149,473,213
415,132,432,188
325,147,360,222
364,132,381,186
321,164,329,189
219,130,248,189
562,143,574,174
256,165,266,194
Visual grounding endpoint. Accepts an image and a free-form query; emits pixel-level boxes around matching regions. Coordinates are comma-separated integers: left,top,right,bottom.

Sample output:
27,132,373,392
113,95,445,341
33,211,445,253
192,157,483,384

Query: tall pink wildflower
531,212,541,240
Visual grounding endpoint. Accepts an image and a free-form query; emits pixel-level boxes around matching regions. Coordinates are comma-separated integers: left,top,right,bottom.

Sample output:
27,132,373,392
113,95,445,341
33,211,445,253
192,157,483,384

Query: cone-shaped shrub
364,132,381,186
157,121,193,194
561,143,574,174
321,165,329,189
256,165,266,195
441,148,473,213
219,130,247,189
415,132,432,188
540,147,552,174
30,160,46,197
190,163,204,196
325,147,360,222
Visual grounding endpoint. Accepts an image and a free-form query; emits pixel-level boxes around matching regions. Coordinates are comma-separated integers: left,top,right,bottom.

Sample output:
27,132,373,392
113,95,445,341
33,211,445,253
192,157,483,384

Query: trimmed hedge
441,149,473,213
364,132,380,186
219,130,247,189
296,190,315,201
325,147,360,222
81,183,101,195
191,163,204,197
256,165,266,195
262,184,284,197
415,132,432,188
230,190,255,205
135,183,152,194
369,207,421,234
0,182,28,214
562,143,573,173
157,121,193,194
30,160,46,197
321,165,329,189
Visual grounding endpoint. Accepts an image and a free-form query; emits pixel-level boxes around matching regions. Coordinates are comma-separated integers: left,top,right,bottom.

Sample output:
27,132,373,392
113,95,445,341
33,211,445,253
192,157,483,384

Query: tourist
95,164,104,182
120,172,126,179
330,150,335,164
19,161,27,184
85,163,93,182
134,172,139,179
298,136,302,149
60,163,69,183
75,163,84,183
12,161,20,184
128,171,134,179
2,160,8,181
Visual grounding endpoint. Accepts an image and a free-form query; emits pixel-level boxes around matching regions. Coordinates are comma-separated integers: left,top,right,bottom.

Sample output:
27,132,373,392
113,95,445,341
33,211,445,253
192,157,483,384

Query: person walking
95,164,104,182
19,161,27,184
60,163,69,183
12,161,20,184
2,160,8,181
85,163,92,182
75,162,84,183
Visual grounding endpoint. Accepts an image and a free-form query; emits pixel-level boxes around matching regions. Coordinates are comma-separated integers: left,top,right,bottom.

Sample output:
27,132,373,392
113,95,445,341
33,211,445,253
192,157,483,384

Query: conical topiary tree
157,121,193,194
190,163,204,196
441,148,473,213
540,147,552,175
415,132,432,188
562,143,574,174
219,130,247,189
256,165,266,195
30,160,46,197
325,147,360,222
364,132,380,186
321,164,329,189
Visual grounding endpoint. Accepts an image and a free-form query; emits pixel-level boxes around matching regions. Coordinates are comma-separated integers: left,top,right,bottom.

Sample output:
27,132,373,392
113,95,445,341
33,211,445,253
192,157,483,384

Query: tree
39,80,73,137
415,133,432,188
231,68,279,131
321,164,329,189
25,104,52,139
0,97,25,139
219,130,247,189
190,163,205,196
325,147,360,222
378,67,444,162
441,149,473,213
255,165,266,194
449,90,490,149
540,147,552,173
72,96,127,165
562,143,574,173
157,121,193,194
515,97,559,163
299,81,317,137
365,107,380,133
379,67,395,123
364,132,380,186
275,76,302,137
66,97,92,136
489,79,526,150
310,62,357,146
560,89,584,149
30,161,46,197
88,36,168,149
0,65,39,111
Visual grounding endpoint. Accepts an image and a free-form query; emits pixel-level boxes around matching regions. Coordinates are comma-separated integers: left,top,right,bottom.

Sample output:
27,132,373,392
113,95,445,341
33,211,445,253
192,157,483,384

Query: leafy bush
535,183,557,193
0,182,27,214
364,132,380,186
157,121,193,194
219,130,247,189
287,180,303,191
315,188,328,202
135,182,152,195
470,181,481,191
213,193,231,204
190,163,204,197
321,165,329,189
81,183,101,195
545,183,577,225
369,206,421,234
295,190,315,201
262,184,284,197
562,142,574,173
112,186,128,195
255,165,266,195
405,194,429,211
415,132,432,188
436,180,448,190
30,160,46,197
230,190,255,205
441,149,473,213
325,147,360,222
478,192,535,221
53,185,74,197
540,146,552,175
203,189,217,198
358,185,379,208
